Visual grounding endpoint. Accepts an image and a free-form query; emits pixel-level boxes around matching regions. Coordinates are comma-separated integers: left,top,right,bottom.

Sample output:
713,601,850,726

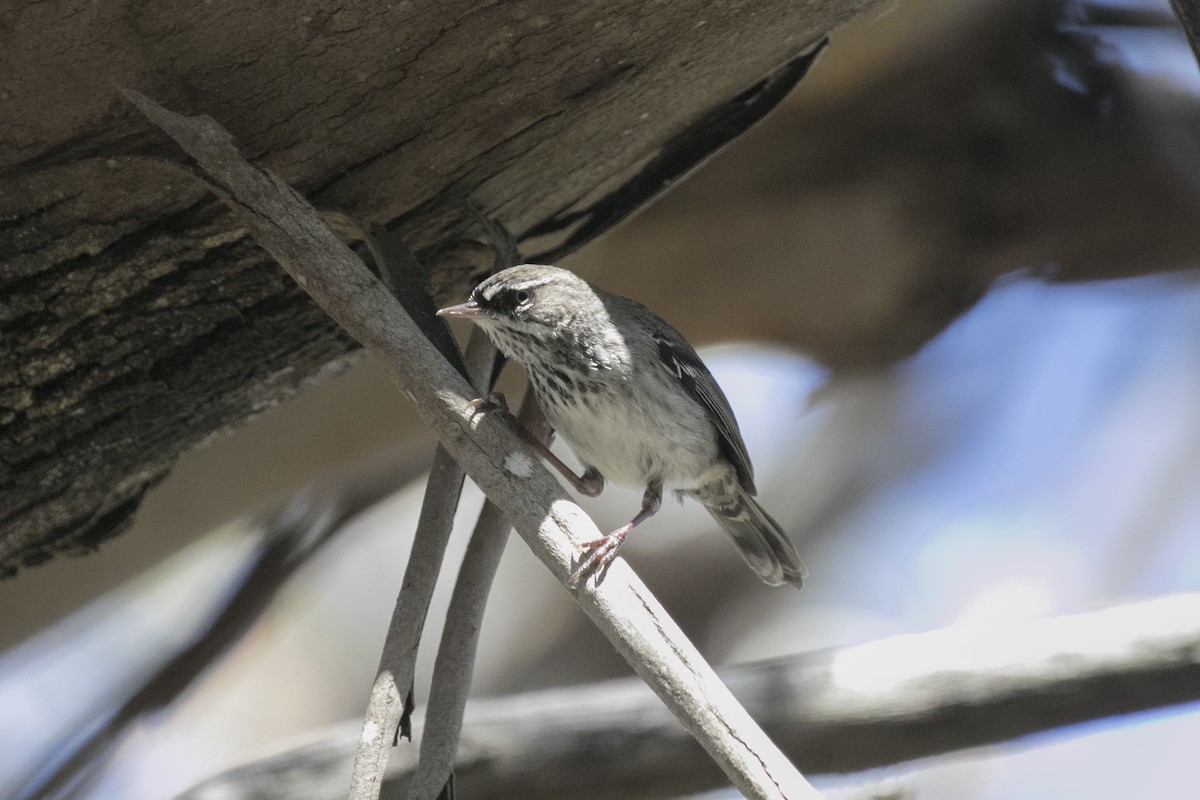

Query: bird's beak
436,301,484,320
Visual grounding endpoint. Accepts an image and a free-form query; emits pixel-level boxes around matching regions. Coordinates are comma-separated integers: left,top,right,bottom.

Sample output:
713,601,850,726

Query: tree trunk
0,0,872,575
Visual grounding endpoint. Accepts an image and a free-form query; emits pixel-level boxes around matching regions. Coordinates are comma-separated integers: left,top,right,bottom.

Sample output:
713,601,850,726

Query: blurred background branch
178,592,1200,800
8,448,430,800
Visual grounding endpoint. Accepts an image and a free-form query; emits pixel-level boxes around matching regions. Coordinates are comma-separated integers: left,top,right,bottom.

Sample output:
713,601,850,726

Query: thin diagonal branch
123,89,819,799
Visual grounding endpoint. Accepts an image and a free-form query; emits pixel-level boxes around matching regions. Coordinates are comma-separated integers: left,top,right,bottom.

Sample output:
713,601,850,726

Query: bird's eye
515,290,532,306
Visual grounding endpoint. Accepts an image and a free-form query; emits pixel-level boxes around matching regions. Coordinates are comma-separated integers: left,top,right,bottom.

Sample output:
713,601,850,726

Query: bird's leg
467,392,604,497
517,428,604,497
570,482,663,587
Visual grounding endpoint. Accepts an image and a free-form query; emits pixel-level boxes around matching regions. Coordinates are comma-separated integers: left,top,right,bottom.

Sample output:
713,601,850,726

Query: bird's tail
705,490,807,588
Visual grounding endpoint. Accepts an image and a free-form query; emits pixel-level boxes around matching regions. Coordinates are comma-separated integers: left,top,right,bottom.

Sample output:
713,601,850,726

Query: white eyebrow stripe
510,277,555,292
481,276,554,301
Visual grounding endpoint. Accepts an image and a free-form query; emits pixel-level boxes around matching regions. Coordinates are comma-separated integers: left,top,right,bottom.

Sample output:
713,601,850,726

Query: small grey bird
437,264,806,588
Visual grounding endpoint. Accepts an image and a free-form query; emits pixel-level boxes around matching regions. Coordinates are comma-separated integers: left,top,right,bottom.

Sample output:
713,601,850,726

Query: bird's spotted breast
529,364,721,490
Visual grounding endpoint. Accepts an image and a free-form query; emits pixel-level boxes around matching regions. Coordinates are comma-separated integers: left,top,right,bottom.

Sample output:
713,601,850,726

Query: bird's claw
466,391,510,418
567,528,629,588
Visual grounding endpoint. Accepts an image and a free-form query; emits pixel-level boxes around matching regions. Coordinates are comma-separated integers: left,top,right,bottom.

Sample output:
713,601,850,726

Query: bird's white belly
544,383,719,490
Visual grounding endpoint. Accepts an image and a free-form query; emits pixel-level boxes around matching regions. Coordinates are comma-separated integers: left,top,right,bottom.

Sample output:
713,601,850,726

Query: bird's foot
568,525,630,588
466,391,510,418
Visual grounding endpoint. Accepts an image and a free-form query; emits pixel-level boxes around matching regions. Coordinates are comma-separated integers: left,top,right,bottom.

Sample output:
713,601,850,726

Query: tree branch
406,500,510,800
346,218,508,799
178,592,1200,800
406,395,548,800
348,328,498,800
123,91,819,799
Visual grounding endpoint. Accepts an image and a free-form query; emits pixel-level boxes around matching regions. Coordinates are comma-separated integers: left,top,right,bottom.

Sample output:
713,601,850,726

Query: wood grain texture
0,0,870,575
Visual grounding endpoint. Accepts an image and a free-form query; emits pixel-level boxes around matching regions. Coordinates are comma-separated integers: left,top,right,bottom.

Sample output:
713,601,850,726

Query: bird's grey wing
652,329,757,495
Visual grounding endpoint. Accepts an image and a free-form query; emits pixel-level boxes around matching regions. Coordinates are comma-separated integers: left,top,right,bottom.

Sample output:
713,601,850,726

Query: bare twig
347,230,500,798
348,445,466,800
406,499,510,800
123,89,818,799
404,212,522,800
178,592,1200,800
406,396,548,800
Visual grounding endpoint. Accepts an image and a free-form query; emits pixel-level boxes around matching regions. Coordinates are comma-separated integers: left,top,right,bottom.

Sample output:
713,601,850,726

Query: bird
437,264,806,588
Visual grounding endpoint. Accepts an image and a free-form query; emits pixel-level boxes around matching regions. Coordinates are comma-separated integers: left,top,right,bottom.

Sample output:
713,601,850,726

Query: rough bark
1172,0,1200,66
0,0,868,575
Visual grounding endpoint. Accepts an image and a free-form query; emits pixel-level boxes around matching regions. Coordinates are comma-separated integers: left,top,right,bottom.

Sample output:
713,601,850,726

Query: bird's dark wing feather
653,329,757,495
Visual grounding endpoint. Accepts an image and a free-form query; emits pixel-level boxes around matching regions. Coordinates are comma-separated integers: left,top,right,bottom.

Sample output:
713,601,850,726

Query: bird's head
438,264,630,374
438,264,597,343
